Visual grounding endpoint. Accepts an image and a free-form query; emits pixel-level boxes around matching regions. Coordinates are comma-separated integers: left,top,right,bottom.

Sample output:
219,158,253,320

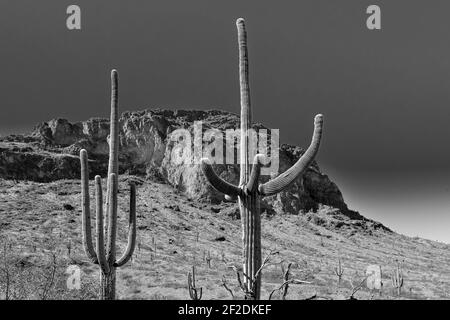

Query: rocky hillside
0,109,379,226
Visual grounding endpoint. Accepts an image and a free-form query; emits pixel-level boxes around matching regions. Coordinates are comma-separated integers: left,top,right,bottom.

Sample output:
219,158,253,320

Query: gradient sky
1,0,450,242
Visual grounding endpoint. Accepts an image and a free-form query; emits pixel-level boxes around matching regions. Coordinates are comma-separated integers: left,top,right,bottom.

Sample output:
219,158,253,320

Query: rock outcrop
0,109,381,226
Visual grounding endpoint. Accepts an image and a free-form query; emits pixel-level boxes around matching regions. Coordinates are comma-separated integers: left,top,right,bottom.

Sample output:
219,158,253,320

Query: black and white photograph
0,0,449,309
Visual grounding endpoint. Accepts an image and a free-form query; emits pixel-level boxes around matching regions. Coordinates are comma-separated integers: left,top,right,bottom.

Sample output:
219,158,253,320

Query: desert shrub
0,238,99,300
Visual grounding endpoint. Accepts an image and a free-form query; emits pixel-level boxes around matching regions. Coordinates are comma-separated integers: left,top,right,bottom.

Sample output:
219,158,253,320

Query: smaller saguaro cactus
187,266,203,300
205,250,212,268
66,240,72,259
391,263,404,296
334,258,344,286
151,236,157,261
80,70,137,300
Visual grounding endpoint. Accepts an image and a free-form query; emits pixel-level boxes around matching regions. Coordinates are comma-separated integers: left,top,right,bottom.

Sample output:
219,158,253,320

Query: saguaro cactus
201,18,324,300
80,69,136,300
391,263,403,296
334,258,344,286
187,266,203,300
205,250,212,268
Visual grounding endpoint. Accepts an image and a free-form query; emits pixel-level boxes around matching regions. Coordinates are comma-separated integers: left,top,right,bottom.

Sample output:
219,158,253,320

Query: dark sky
1,0,450,242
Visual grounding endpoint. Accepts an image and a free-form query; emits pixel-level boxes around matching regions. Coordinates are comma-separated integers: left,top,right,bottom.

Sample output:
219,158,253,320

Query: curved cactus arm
115,182,137,267
106,173,118,264
246,154,266,194
201,158,242,197
80,149,98,264
259,114,324,196
94,176,109,274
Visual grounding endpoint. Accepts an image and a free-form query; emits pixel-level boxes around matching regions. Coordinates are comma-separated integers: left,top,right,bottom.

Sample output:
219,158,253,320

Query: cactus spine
391,263,403,296
80,70,136,300
187,266,203,300
201,18,324,300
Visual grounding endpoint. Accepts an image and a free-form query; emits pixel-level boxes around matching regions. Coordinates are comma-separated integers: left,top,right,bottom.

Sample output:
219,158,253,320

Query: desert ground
1,175,449,300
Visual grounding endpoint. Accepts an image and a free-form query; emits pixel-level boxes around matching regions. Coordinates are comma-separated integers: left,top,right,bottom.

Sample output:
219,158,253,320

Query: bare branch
221,276,235,299
254,250,279,281
349,274,370,299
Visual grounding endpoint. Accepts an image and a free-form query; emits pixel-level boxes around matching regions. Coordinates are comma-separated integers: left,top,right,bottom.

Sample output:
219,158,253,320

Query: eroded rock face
0,108,358,218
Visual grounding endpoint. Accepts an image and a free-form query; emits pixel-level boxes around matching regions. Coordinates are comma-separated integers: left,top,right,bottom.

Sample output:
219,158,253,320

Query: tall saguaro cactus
80,70,137,300
201,18,324,300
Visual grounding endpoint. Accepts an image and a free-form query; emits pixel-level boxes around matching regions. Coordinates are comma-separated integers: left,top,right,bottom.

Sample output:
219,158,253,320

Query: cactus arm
108,69,120,178
201,158,242,197
188,273,193,298
80,149,98,264
259,114,324,196
105,69,119,240
246,154,265,194
106,173,118,264
188,272,197,300
114,182,137,267
206,17,251,201
237,18,252,186
94,175,109,274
